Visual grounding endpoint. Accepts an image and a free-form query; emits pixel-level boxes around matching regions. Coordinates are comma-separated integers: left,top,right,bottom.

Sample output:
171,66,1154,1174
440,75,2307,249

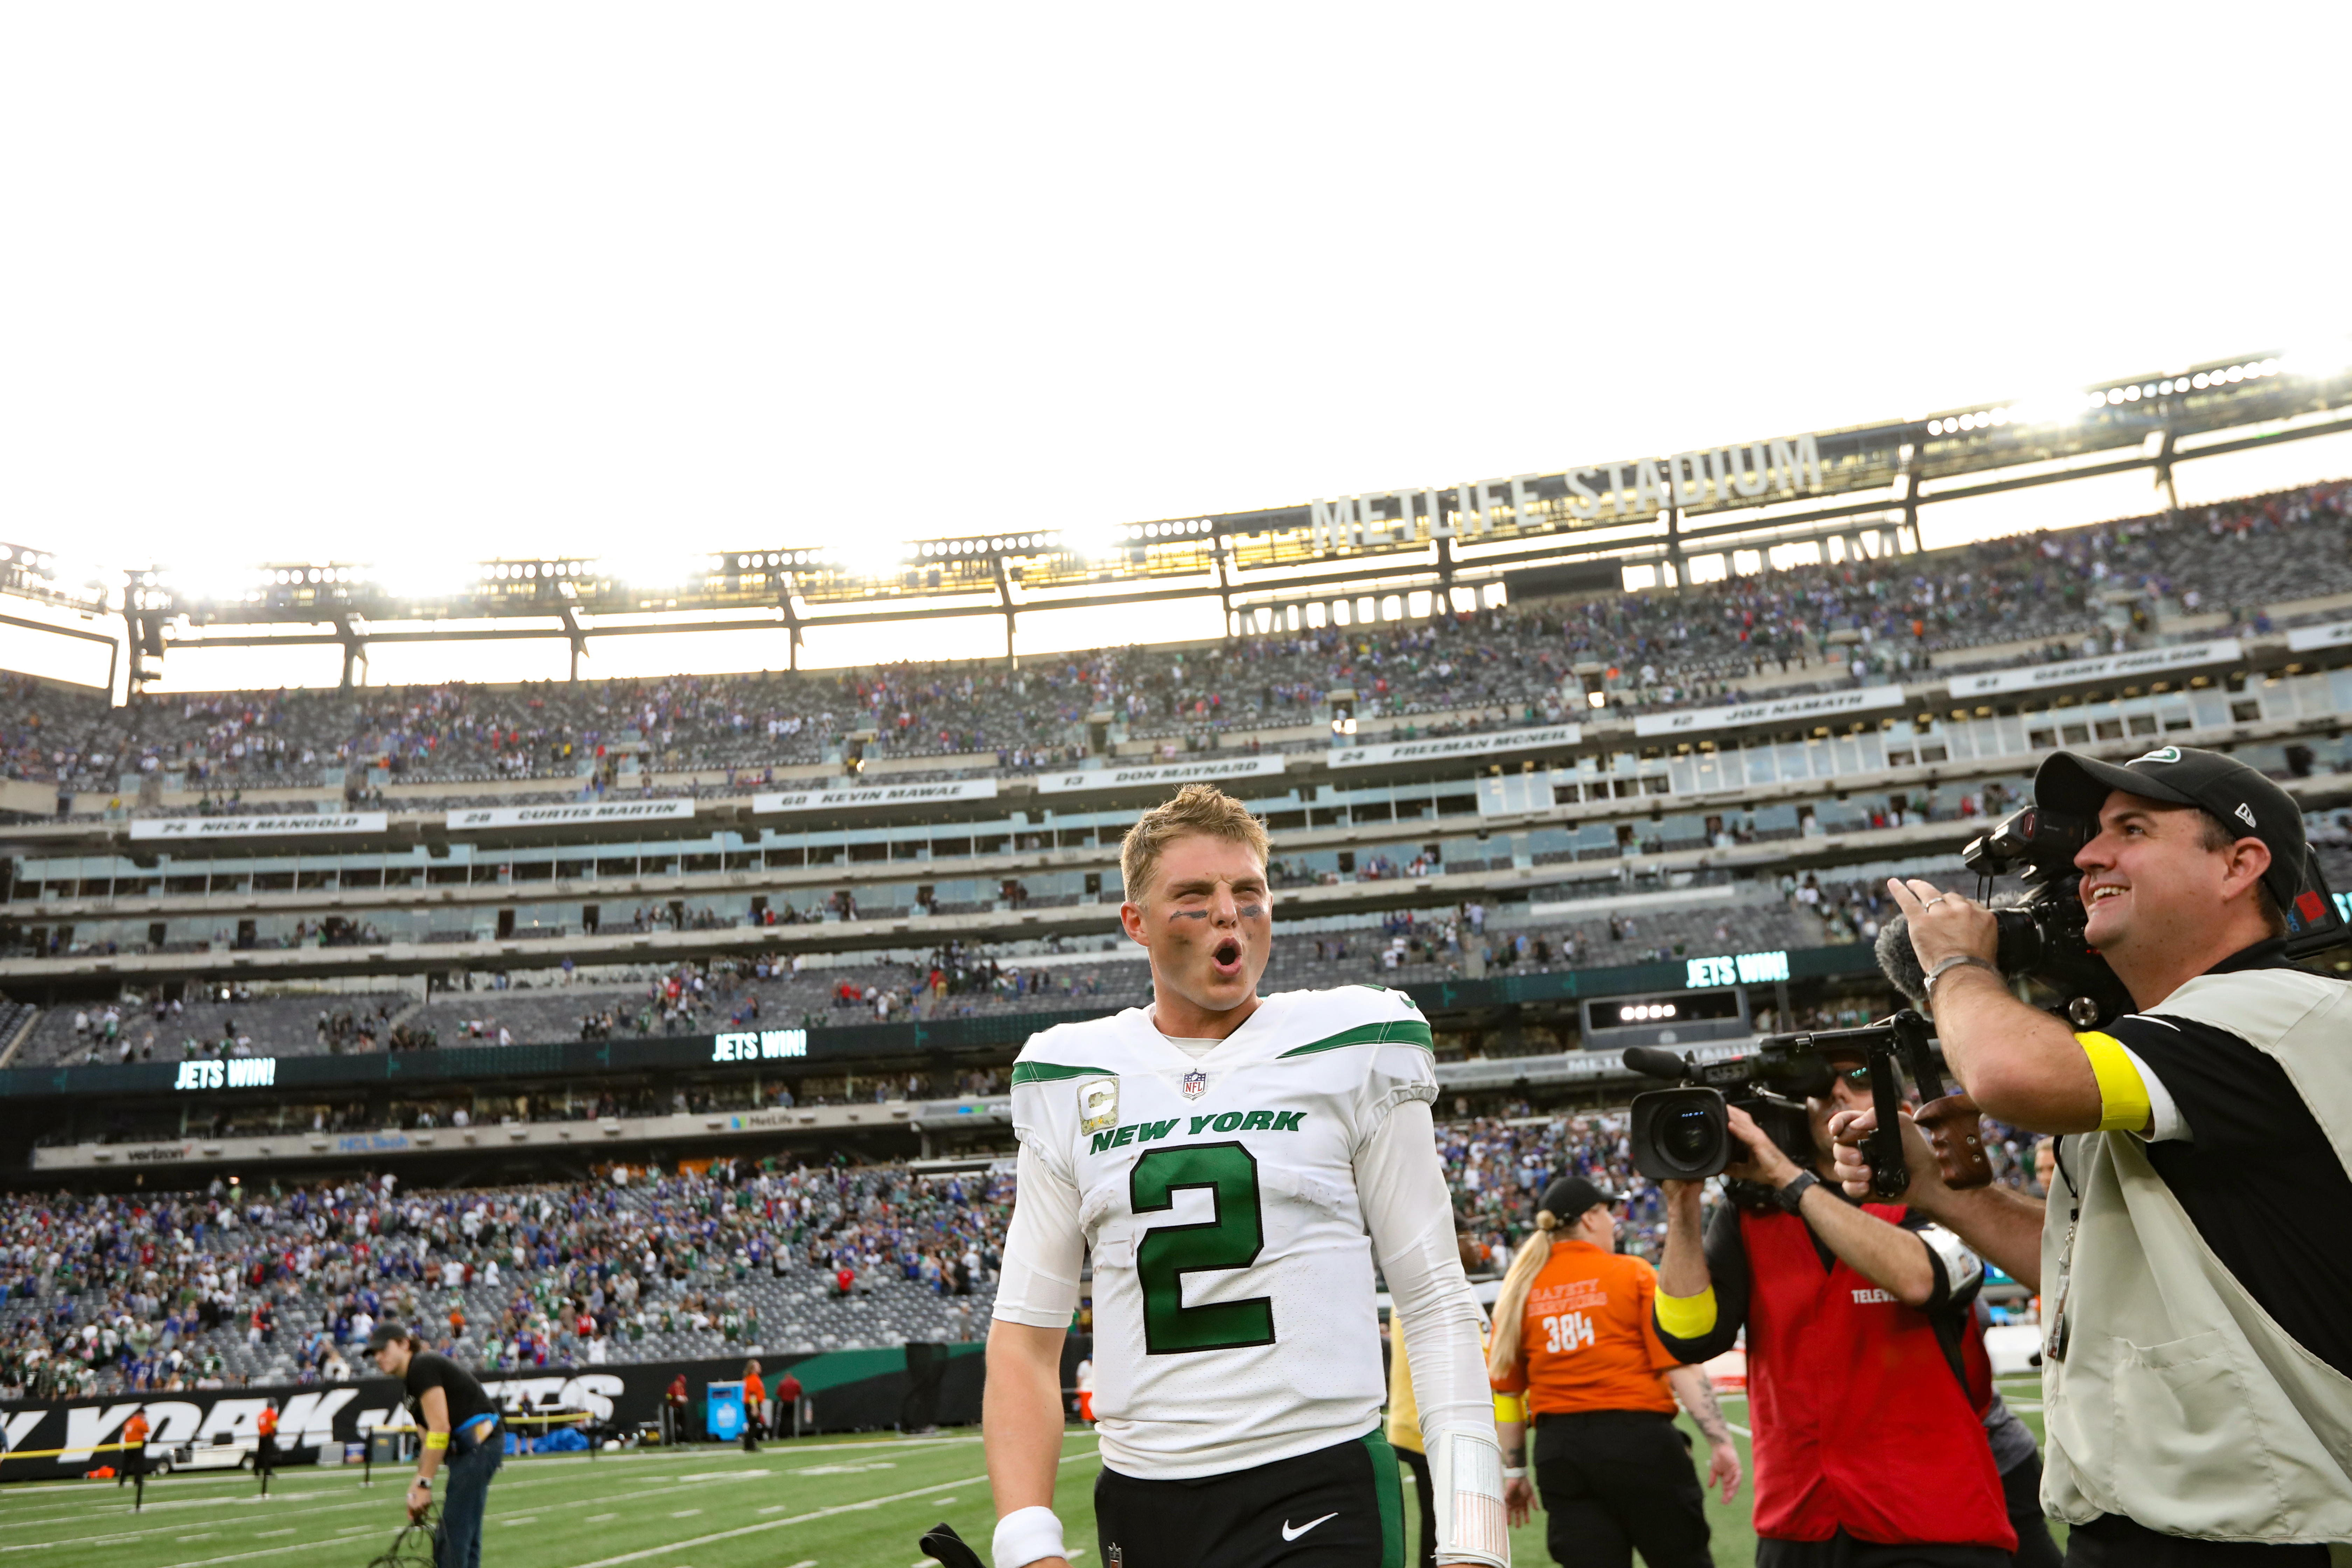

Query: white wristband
992,1505,1066,1568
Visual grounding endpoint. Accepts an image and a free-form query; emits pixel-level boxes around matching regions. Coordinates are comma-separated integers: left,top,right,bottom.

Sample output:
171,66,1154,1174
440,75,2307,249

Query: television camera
1624,1010,1993,1205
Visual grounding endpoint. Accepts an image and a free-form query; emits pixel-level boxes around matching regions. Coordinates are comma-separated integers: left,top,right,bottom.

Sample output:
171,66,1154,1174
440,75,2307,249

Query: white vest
2041,966,2352,1546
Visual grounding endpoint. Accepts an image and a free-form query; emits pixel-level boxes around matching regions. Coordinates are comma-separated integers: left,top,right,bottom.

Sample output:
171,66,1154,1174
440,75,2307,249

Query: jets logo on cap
2133,746,2183,765
2235,802,2258,828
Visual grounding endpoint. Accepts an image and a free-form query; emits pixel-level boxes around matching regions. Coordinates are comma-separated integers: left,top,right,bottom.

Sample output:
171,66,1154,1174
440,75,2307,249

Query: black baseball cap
364,1321,408,1353
2033,744,2307,911
1538,1174,1626,1222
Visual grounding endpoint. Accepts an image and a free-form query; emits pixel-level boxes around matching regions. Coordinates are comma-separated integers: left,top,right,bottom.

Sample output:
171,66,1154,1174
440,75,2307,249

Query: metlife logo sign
710,1029,808,1063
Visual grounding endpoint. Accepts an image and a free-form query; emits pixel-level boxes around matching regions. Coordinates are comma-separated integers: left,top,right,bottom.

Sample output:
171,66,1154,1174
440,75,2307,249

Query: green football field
0,1378,2056,1568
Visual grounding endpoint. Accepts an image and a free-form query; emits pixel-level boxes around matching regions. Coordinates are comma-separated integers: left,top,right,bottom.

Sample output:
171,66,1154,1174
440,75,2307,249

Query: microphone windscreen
1875,913,1930,1005
1621,1045,1690,1081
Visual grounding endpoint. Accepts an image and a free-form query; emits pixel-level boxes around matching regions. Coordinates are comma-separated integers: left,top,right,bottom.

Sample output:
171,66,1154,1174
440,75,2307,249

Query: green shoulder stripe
1009,1060,1118,1086
1277,1018,1435,1058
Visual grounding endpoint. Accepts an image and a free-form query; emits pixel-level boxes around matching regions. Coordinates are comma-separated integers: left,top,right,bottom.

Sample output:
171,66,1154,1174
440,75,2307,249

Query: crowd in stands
21,887,1886,1069
6,484,2346,804
0,1068,2055,1401
0,1158,1013,1401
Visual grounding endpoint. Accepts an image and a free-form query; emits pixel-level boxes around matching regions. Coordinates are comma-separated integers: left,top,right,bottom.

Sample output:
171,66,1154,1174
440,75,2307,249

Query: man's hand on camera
1660,1177,1707,1209
1886,877,1998,971
1721,1104,1804,1188
1828,1105,1943,1210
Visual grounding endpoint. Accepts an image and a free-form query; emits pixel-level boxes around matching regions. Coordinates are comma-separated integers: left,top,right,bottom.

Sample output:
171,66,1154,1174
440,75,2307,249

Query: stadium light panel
831,535,906,580
606,549,718,592
2281,335,2352,383
1061,522,1121,560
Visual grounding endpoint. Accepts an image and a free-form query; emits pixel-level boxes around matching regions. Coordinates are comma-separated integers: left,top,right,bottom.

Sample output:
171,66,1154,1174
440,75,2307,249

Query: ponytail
1484,1209,1560,1381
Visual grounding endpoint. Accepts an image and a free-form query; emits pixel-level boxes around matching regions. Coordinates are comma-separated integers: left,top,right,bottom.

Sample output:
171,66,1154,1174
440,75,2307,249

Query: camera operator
1883,744,2352,1564
1653,1065,2018,1567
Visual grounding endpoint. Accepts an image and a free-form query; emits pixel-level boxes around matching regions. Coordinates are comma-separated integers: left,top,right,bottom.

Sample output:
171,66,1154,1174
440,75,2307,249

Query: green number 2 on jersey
1130,1142,1276,1354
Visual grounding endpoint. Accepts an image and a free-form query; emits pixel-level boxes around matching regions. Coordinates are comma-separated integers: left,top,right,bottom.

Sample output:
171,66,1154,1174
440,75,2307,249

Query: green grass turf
0,1377,2060,1568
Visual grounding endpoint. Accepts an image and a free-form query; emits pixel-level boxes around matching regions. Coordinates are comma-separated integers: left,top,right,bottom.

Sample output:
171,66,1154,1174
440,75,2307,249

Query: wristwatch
1773,1171,1821,1215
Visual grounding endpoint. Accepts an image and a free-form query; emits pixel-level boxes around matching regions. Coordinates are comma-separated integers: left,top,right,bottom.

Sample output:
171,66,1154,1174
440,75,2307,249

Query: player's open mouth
1211,937,1243,976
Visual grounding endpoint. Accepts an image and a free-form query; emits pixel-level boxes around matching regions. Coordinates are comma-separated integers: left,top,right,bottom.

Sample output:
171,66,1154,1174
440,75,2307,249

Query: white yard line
560,1444,1101,1568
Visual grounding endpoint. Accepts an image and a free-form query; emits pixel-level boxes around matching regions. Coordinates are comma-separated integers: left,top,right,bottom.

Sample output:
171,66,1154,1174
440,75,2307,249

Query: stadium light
2281,335,2352,383
606,550,718,592
164,561,261,604
832,535,906,581
1060,521,1122,560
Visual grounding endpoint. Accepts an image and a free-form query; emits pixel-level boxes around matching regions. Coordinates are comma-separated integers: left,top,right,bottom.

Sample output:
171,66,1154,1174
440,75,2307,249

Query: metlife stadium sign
447,799,695,830
130,813,388,841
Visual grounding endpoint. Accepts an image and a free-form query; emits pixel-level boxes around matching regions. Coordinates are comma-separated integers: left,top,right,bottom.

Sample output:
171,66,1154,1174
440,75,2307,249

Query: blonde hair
1485,1209,1562,1380
1119,783,1271,904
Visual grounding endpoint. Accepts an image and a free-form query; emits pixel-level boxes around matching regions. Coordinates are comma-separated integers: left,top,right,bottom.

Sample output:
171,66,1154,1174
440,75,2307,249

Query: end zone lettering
174,1058,277,1090
712,1029,808,1063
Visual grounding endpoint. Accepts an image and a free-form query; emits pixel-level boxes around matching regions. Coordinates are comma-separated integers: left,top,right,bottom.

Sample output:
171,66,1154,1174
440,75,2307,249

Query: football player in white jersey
985,784,1508,1568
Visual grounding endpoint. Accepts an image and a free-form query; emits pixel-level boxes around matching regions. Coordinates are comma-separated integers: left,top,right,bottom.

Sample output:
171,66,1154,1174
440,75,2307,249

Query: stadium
1,330,2351,1567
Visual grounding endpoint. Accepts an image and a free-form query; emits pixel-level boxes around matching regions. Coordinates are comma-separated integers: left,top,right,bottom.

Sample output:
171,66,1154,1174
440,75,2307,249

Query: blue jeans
434,1435,502,1568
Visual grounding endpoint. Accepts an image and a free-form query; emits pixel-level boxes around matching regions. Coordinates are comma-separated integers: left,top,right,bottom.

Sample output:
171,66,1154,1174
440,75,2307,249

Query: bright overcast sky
3,6,2348,690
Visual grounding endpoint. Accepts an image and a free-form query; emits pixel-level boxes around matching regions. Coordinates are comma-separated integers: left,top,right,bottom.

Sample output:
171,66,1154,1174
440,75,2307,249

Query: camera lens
1661,1105,1716,1165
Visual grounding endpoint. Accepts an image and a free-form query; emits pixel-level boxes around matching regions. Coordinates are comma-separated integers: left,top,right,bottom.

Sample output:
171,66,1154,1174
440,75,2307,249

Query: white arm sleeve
1356,1099,1490,1441
990,1141,1084,1329
1357,1098,1509,1566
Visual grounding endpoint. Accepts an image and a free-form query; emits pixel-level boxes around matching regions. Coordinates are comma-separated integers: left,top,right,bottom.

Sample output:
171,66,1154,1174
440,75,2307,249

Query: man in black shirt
370,1322,502,1568
1882,745,2352,1563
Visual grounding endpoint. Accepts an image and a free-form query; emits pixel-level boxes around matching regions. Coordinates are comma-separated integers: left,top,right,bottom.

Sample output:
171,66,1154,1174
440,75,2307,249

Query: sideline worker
776,1367,805,1439
1655,1065,2018,1566
370,1322,501,1568
254,1401,278,1486
742,1360,765,1453
1880,745,2352,1563
117,1410,149,1488
1488,1176,1740,1568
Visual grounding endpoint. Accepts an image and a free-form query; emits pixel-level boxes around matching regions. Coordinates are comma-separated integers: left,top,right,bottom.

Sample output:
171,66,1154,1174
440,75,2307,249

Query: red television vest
1740,1204,2015,1551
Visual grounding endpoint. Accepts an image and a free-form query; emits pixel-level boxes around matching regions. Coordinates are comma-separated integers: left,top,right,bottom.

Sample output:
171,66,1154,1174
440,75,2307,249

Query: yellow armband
1492,1392,1525,1424
2075,1031,2152,1133
422,1431,450,1451
1653,1286,1717,1340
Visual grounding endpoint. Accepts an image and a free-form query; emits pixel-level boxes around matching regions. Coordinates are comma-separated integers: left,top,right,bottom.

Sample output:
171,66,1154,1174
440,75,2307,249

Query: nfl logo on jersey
1180,1068,1208,1100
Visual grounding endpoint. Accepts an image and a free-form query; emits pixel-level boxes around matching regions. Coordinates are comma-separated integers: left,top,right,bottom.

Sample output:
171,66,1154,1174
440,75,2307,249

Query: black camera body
1625,1013,1968,1209
1960,803,2348,1029
1960,805,2136,1029
1623,1040,1828,1193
